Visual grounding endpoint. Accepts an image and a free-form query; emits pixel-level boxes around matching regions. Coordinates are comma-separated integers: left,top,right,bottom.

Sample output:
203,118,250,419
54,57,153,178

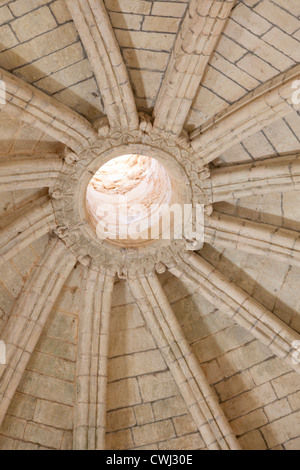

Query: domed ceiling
0,0,300,451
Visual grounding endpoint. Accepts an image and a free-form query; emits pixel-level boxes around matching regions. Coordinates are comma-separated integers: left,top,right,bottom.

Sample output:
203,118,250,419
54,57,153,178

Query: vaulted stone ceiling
0,0,300,451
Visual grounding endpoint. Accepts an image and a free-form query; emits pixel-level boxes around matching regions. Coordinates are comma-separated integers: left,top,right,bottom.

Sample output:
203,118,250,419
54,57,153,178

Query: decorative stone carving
64,149,79,165
94,117,111,137
54,225,69,239
51,123,210,276
176,135,191,151
204,204,213,216
2,0,300,452
51,189,64,200
199,167,210,180
186,239,204,251
78,255,92,267
139,112,153,134
155,262,166,274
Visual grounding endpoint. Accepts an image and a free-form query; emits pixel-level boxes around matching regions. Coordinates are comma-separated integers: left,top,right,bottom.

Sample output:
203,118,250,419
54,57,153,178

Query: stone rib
73,266,115,450
190,65,300,163
0,196,56,266
129,274,241,451
153,0,236,137
169,252,300,374
203,154,300,203
0,237,76,426
66,0,139,131
0,155,63,191
0,67,97,153
205,212,300,267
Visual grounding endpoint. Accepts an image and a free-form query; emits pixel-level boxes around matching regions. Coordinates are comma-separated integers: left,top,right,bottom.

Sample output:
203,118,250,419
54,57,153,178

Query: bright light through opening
86,154,172,244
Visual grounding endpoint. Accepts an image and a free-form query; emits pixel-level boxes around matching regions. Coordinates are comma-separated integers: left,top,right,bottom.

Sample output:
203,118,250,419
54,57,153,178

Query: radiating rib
0,238,76,426
74,266,115,450
169,252,300,373
0,68,97,152
129,274,241,451
191,64,300,163
153,0,235,136
0,155,63,191
205,212,300,267
66,0,139,131
0,196,56,266
203,154,300,203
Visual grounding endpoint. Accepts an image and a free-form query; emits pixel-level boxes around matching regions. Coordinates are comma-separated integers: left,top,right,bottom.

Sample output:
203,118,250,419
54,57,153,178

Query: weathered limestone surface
0,238,76,427
191,65,300,164
0,196,56,266
66,0,139,131
204,154,300,202
0,156,63,192
0,0,299,452
74,266,115,450
0,67,97,152
205,212,300,267
129,274,241,450
169,252,300,373
153,0,236,136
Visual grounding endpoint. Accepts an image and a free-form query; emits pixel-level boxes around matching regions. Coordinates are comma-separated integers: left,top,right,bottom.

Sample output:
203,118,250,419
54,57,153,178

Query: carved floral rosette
51,120,210,277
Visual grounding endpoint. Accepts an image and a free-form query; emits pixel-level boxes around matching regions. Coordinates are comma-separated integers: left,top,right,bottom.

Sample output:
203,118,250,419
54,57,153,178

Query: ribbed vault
0,0,300,451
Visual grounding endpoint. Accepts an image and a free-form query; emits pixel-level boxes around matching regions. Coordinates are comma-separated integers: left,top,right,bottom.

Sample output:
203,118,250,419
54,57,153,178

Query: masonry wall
187,0,300,131
0,231,300,450
160,240,300,450
0,0,299,451
0,265,81,450
106,280,206,451
0,0,104,120
1,0,299,124
0,177,299,451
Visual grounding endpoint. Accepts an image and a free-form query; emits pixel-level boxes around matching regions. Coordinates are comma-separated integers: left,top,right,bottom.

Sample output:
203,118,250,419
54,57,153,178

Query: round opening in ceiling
86,154,173,246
